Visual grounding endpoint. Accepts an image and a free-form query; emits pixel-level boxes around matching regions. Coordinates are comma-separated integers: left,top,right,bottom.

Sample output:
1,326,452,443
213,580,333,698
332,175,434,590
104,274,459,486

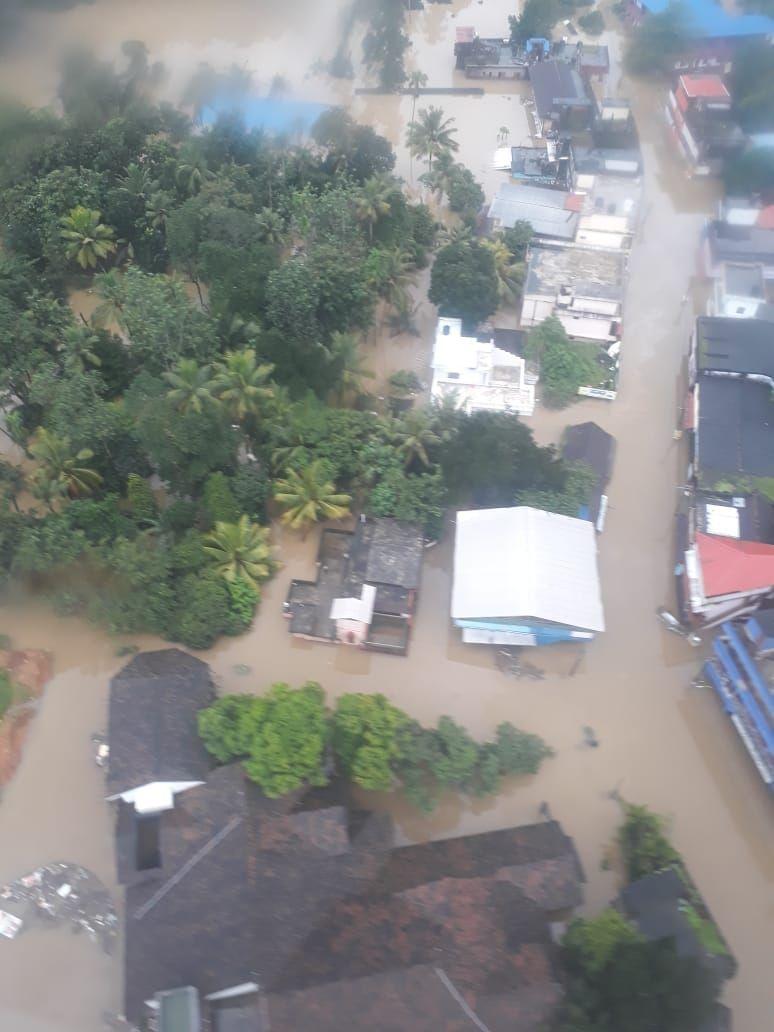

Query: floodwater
0,2,773,1031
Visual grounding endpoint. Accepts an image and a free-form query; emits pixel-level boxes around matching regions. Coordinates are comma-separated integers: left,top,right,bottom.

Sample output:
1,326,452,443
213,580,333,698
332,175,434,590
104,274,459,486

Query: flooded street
0,2,772,1030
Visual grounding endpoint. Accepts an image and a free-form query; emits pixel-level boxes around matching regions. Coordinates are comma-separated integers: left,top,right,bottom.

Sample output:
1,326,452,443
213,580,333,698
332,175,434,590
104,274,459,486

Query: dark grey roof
365,519,423,588
707,221,774,266
696,315,774,380
696,376,774,488
529,60,591,119
620,869,700,955
619,869,735,982
524,245,626,301
562,423,616,524
107,649,214,796
123,764,583,1030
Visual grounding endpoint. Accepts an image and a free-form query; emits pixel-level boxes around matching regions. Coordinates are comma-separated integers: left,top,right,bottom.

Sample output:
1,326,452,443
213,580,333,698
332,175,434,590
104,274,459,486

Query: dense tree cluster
0,51,584,647
198,687,552,808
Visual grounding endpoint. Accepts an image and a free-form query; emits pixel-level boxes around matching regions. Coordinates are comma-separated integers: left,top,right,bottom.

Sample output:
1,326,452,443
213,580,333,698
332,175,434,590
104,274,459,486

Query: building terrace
284,518,423,654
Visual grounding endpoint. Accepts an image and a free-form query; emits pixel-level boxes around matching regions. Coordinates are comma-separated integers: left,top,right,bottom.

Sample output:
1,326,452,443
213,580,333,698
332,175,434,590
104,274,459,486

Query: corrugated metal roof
488,184,579,239
451,507,605,632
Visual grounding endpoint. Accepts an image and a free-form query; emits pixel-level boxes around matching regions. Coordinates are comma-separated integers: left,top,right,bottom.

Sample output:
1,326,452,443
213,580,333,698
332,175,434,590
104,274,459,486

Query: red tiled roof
456,26,475,43
564,193,584,212
679,74,729,100
696,532,774,597
756,205,774,230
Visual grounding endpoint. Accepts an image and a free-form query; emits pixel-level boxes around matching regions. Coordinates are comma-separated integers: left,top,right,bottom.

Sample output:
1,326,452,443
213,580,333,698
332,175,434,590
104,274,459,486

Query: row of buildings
103,648,735,1030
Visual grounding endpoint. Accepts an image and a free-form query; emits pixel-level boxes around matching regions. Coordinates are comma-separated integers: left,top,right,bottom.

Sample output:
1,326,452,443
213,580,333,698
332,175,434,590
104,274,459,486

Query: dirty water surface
0,2,772,1031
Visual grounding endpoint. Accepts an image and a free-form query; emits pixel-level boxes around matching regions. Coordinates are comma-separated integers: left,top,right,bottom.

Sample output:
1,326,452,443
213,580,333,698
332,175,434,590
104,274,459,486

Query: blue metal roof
200,96,330,135
644,0,774,38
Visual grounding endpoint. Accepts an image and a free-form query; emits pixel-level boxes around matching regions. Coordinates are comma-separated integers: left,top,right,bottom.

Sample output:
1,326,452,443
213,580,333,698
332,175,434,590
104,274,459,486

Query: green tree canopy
429,239,499,327
526,317,599,407
332,693,409,790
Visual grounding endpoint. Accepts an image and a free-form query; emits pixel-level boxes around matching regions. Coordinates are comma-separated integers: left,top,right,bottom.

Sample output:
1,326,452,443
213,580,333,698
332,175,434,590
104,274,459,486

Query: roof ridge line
133,815,243,921
434,967,492,1032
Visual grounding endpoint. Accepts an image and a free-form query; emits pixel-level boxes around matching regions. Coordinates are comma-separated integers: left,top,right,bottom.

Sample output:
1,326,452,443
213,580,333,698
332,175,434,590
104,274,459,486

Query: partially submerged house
488,182,582,243
701,613,774,791
680,317,774,625
700,219,774,284
574,173,642,251
708,262,774,320
451,506,605,646
665,74,745,177
119,747,586,1031
430,316,536,416
106,650,213,816
553,41,610,84
284,517,423,654
454,27,528,79
506,138,575,190
528,60,594,135
561,422,616,532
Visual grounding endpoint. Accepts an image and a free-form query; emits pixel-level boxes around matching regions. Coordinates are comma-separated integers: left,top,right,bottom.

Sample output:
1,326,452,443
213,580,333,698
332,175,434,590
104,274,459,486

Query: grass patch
680,902,728,956
0,669,13,720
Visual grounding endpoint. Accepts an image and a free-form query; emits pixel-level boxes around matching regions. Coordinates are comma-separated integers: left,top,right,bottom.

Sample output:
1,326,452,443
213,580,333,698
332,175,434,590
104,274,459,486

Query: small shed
562,422,616,531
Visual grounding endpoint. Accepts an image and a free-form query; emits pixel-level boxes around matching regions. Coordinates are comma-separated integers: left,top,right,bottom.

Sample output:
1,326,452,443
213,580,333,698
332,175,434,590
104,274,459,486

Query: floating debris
582,725,600,748
495,648,545,681
0,862,117,953
233,663,252,676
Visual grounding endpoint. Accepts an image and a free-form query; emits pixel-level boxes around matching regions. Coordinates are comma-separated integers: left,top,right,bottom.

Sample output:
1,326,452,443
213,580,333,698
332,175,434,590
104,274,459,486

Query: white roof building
431,317,536,417
451,506,605,646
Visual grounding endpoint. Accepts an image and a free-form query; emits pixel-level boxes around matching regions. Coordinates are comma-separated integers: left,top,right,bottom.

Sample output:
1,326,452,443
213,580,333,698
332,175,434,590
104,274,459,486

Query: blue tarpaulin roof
200,96,330,134
644,0,774,38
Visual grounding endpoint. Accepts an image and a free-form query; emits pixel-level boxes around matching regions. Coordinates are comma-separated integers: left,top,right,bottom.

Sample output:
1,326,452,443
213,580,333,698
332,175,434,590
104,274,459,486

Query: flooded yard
0,2,772,1031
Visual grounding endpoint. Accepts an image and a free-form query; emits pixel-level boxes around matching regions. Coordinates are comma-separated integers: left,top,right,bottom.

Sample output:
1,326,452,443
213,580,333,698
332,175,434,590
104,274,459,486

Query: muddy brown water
1,3,772,1030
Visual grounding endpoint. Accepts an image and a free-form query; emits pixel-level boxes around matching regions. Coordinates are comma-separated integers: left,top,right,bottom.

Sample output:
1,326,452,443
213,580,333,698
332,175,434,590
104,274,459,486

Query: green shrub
202,471,240,525
170,529,208,575
579,10,604,35
126,473,158,526
159,498,198,534
224,576,259,635
618,803,680,881
0,669,13,719
172,572,231,649
198,694,257,763
332,693,408,791
230,465,270,522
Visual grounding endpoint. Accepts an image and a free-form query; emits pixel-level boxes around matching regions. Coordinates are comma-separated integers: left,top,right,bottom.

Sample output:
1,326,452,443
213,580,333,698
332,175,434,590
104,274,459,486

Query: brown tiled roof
122,764,583,1030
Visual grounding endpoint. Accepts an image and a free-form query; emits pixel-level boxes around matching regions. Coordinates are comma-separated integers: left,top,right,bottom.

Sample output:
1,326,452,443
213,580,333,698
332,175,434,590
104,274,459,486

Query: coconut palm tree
255,207,285,247
274,461,351,535
392,409,442,469
92,270,126,331
407,70,428,125
60,206,117,270
176,155,215,198
162,358,215,415
120,162,154,198
212,348,274,425
203,515,273,588
146,191,172,231
354,175,393,242
61,325,102,374
483,239,526,306
406,106,458,173
29,428,102,502
372,248,415,311
326,332,375,405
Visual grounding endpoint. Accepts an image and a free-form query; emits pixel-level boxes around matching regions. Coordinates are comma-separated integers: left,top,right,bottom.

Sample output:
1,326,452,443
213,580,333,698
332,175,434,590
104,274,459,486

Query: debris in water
582,725,599,748
233,663,252,676
0,862,117,953
0,910,22,938
495,648,545,680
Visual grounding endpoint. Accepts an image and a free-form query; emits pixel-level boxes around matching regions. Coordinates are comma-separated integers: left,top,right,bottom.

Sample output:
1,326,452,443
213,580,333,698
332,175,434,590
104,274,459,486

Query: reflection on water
0,2,773,1031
